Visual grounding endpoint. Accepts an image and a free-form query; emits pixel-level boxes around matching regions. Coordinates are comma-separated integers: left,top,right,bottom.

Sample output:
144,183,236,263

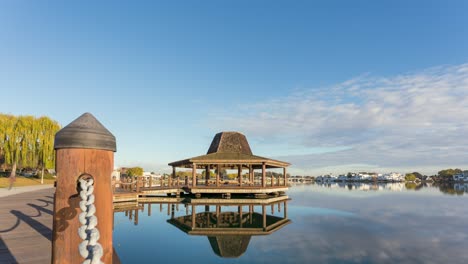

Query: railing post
52,113,116,264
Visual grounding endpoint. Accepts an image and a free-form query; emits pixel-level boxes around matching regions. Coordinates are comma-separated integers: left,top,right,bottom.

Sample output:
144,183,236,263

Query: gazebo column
283,167,287,186
262,162,266,187
205,165,210,186
249,165,253,186
191,205,196,229
271,171,274,187
192,163,197,187
238,165,242,187
216,164,220,187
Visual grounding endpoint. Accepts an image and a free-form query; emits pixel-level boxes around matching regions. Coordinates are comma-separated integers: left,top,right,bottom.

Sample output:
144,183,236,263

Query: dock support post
52,113,116,264
284,201,288,218
262,205,266,230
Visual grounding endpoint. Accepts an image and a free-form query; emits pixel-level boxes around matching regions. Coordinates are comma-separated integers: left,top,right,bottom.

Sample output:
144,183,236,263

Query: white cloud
212,64,468,175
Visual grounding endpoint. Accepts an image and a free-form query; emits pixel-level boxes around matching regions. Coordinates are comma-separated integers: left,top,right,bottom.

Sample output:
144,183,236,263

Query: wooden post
249,165,253,186
172,166,176,187
284,201,287,218
52,113,115,264
191,205,196,229
134,209,139,225
205,165,210,186
149,176,152,187
192,163,197,187
283,167,287,186
148,203,152,216
262,162,266,188
216,205,220,228
238,165,242,186
136,176,140,193
239,206,243,228
262,205,266,229
216,164,220,187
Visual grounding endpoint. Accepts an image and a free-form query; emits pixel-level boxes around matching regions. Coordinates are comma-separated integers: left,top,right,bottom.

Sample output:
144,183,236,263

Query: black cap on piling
54,113,117,152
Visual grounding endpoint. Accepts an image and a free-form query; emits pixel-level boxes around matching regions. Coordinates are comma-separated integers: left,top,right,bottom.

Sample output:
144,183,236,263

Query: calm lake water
113,182,468,264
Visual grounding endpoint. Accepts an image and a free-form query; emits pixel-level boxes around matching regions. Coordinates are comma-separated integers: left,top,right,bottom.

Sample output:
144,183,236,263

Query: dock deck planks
0,188,54,264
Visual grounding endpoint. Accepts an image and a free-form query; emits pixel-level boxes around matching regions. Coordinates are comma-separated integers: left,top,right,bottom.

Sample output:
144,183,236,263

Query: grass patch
0,176,55,188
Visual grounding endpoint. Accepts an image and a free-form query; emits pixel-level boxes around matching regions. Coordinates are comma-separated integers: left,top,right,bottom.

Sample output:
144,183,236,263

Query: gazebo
168,132,290,197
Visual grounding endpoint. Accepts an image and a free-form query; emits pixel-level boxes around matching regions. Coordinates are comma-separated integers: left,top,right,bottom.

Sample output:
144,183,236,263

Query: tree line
0,114,60,173
405,168,465,182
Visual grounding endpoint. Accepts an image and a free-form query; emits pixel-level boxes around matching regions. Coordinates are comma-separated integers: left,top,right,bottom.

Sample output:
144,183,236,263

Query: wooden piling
52,113,116,264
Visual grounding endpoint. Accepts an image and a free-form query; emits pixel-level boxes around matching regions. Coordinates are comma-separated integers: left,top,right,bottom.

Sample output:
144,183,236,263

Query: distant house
453,171,468,182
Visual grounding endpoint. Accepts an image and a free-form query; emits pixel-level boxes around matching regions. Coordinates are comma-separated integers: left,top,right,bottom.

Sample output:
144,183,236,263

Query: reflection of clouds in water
288,206,355,217
251,189,468,264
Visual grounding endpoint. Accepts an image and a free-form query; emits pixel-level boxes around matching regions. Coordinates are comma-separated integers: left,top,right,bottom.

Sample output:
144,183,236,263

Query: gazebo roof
208,236,251,258
168,132,290,168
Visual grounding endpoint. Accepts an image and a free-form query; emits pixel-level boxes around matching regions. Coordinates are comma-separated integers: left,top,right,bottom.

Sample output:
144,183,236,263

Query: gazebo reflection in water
114,196,290,258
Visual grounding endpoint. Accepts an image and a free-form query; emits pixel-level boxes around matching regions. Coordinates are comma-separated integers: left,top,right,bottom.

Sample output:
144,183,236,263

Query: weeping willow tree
0,114,60,175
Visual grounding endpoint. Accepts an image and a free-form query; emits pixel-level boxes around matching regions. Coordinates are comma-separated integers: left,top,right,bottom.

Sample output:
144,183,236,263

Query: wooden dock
112,181,288,203
1,188,122,264
0,188,54,264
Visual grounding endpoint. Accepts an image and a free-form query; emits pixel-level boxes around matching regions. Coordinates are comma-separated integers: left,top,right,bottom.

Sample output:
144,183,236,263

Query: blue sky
1,1,467,175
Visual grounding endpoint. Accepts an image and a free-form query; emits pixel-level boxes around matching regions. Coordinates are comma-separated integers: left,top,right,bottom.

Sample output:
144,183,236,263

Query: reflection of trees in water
435,182,467,195
404,182,424,191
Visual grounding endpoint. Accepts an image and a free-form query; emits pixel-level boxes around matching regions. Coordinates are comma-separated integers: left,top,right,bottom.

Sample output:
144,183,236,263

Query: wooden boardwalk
0,187,54,264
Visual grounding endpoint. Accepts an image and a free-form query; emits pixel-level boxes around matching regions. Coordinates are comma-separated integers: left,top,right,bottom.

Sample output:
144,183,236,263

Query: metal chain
78,178,104,264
